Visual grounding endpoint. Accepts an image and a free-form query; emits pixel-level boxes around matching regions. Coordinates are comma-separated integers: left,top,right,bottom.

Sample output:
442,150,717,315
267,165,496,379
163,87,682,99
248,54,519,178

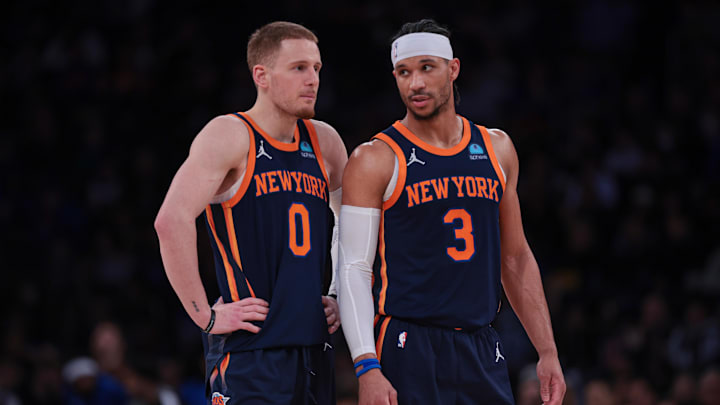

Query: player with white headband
338,19,566,404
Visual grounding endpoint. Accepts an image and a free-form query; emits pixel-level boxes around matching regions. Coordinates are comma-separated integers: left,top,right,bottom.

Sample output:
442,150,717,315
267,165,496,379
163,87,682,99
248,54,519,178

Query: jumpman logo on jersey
256,140,272,160
406,148,425,166
495,342,505,363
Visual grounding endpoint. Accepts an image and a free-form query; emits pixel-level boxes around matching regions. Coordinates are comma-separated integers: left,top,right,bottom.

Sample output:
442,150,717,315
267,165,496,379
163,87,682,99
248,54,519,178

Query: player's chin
408,106,437,120
295,106,315,120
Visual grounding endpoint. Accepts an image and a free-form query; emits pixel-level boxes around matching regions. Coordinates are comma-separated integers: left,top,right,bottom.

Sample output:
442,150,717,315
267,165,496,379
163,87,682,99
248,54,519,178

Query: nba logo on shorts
212,392,230,405
397,331,407,348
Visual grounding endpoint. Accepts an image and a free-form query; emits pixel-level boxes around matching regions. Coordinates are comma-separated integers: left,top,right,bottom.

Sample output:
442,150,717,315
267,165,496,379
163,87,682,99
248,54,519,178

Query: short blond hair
247,21,318,70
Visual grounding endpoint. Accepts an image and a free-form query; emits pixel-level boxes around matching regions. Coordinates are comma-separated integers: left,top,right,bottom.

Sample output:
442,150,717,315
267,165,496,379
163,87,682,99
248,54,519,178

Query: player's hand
322,295,340,334
208,296,269,334
537,353,566,405
358,369,397,405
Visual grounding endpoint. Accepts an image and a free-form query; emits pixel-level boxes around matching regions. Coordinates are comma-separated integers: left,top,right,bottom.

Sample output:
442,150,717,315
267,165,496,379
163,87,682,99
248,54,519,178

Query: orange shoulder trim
478,125,506,192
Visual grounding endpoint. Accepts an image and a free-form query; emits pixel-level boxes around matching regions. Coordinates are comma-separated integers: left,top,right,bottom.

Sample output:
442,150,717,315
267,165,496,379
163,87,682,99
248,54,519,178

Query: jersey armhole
304,119,330,185
477,125,506,192
223,113,257,207
372,133,407,210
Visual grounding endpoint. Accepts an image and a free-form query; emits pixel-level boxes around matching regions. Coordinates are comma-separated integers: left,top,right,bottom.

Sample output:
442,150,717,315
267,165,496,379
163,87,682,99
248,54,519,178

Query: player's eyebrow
395,58,440,69
288,59,322,66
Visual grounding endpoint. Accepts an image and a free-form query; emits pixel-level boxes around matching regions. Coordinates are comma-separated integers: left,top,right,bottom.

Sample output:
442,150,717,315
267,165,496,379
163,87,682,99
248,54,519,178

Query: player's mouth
410,94,430,108
300,93,316,102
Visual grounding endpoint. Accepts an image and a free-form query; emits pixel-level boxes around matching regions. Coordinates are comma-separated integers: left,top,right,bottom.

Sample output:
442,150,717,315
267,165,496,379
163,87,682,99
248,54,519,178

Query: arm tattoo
192,301,199,312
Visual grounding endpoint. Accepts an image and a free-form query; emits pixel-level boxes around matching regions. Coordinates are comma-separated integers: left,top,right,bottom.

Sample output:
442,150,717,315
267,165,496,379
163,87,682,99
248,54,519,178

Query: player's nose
305,69,319,87
409,71,425,90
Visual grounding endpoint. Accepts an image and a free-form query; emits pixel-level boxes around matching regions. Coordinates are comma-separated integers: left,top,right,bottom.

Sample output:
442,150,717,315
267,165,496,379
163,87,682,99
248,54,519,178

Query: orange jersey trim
224,115,256,207
206,206,240,302
220,204,256,298
219,353,231,385
305,120,329,185
478,126,506,192
372,133,407,211
377,214,389,315
375,316,392,361
392,116,471,156
237,112,299,152
209,367,219,387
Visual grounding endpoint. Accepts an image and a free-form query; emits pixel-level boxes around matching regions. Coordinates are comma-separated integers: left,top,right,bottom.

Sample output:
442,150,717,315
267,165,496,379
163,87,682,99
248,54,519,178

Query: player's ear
253,65,269,89
449,58,460,81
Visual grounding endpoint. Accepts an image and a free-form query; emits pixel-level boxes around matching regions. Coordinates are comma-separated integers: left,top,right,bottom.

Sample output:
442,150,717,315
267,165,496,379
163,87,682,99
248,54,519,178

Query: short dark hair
247,21,318,71
391,19,459,105
391,19,452,43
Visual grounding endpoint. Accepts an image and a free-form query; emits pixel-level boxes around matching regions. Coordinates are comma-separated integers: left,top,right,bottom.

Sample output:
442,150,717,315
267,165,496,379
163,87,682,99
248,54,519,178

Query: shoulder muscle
342,138,396,208
310,119,348,190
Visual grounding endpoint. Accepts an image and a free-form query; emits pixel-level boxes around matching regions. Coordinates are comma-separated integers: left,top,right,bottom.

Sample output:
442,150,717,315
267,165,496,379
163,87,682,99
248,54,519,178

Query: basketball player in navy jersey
338,20,565,404
155,22,347,404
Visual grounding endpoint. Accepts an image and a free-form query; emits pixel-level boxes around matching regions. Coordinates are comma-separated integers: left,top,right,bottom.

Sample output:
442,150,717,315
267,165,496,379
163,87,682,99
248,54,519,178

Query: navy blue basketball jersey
203,112,331,353
372,116,506,329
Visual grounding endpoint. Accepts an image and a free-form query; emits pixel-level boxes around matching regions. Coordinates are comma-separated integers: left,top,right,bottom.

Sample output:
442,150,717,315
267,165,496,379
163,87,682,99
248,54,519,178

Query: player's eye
423,64,433,71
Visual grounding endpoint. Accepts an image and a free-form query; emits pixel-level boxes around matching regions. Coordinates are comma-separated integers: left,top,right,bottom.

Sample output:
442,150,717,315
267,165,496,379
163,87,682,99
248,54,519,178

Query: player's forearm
501,248,558,357
338,257,377,360
155,214,212,329
327,188,342,296
337,205,382,360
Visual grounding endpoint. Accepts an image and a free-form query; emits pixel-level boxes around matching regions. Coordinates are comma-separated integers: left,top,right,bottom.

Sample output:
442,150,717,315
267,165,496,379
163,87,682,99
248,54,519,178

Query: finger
211,296,224,308
241,312,267,322
237,322,261,334
240,304,269,314
236,297,269,306
329,321,340,334
325,306,333,316
540,377,551,403
389,388,398,405
326,313,337,325
548,379,566,405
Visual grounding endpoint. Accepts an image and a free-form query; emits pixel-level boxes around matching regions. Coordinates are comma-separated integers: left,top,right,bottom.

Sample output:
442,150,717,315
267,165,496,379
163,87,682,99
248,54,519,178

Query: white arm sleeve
337,204,381,360
327,188,342,296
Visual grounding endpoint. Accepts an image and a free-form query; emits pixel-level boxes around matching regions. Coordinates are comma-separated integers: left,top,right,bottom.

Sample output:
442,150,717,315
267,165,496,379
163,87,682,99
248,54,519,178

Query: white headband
391,32,453,67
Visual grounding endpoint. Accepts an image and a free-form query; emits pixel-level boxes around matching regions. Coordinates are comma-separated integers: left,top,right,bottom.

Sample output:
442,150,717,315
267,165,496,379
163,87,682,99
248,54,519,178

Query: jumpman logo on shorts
256,140,272,160
406,148,425,166
495,342,505,363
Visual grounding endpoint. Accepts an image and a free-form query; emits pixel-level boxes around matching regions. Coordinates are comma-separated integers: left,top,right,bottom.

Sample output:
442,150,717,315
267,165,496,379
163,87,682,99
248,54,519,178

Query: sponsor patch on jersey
212,392,230,405
469,143,488,160
300,141,316,159
397,331,407,348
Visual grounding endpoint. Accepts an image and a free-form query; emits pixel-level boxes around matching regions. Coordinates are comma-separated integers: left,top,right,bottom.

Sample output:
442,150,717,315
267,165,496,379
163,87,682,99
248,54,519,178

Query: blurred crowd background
2,1,719,404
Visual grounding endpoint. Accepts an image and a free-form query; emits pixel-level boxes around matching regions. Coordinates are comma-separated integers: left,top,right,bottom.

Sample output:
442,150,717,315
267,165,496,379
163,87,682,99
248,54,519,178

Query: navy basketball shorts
205,343,335,405
374,316,514,405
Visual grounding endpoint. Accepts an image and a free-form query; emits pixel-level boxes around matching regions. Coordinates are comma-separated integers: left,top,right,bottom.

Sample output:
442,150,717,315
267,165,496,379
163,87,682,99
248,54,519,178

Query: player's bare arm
340,139,398,405
154,115,269,335
490,128,566,404
342,139,394,209
311,119,349,334
311,119,348,192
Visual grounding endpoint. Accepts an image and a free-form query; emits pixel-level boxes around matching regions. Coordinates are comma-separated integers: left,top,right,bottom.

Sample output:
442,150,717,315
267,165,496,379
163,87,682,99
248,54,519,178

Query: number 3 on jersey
443,209,475,261
289,203,311,256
